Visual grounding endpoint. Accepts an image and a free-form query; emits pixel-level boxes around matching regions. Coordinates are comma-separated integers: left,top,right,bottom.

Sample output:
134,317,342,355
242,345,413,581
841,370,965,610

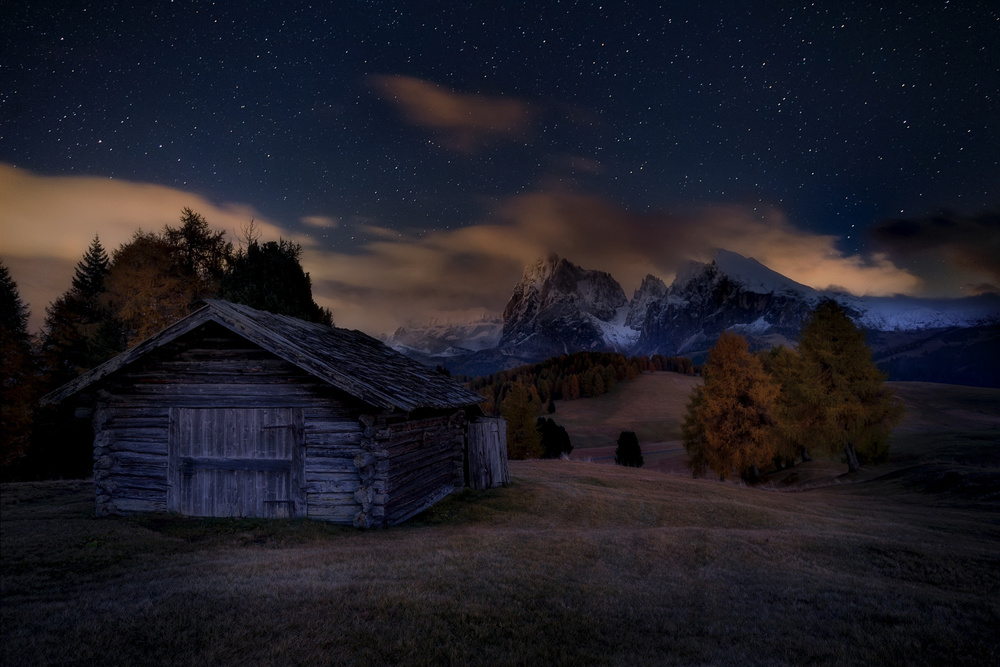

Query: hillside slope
3,431,998,665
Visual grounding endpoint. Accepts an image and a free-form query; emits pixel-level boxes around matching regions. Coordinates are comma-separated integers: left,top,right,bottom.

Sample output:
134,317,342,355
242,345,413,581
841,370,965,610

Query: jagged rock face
386,315,502,355
626,274,668,329
636,259,817,356
499,254,628,356
396,249,1000,384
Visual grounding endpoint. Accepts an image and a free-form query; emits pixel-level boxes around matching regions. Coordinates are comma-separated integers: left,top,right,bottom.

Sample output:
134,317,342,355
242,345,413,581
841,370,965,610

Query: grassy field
2,380,999,665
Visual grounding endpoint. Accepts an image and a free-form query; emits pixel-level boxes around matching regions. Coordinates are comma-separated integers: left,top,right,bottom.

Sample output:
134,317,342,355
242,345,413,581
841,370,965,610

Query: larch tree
759,345,818,467
501,380,543,459
163,207,232,293
102,231,202,346
795,299,903,472
682,331,779,480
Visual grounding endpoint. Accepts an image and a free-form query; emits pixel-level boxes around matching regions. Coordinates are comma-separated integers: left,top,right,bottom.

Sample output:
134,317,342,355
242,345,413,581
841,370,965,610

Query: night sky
2,1,998,333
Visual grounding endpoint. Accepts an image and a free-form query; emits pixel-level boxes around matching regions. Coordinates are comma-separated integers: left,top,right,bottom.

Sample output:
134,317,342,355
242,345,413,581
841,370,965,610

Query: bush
615,431,643,468
536,417,573,459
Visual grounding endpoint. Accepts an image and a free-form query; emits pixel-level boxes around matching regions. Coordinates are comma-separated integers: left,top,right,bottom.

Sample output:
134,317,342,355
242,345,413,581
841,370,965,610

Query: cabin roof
41,299,484,412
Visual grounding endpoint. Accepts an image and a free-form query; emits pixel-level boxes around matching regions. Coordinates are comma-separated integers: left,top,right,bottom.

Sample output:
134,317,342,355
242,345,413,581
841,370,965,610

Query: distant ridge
390,250,1000,386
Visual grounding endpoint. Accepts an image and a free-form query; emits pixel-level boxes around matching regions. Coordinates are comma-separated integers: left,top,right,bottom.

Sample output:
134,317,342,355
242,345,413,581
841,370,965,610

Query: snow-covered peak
850,293,1000,331
711,249,817,297
627,274,668,329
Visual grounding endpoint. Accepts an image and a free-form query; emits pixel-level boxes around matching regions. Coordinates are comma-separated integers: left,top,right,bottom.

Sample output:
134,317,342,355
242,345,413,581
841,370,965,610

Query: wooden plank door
169,408,304,518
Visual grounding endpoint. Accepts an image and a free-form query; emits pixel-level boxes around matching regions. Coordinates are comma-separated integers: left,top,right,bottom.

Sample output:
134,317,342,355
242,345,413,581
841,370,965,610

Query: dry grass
3,381,1000,666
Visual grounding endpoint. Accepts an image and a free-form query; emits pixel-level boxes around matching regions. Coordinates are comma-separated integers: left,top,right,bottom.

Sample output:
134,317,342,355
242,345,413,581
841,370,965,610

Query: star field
1,2,998,331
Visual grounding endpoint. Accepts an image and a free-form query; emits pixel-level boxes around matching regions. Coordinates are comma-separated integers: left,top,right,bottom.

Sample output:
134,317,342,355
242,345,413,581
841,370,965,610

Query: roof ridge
43,300,484,412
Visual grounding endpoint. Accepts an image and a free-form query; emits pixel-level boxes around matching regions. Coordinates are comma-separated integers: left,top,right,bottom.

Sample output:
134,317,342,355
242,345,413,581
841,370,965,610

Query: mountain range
386,251,1000,386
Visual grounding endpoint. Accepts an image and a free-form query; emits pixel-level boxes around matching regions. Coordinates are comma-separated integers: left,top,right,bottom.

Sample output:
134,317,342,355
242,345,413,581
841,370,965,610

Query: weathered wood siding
466,417,509,490
382,412,466,525
168,407,304,518
92,323,365,522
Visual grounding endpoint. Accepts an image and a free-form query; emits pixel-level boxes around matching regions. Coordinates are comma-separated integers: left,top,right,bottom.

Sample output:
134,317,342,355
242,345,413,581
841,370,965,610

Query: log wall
91,323,365,522
351,410,467,527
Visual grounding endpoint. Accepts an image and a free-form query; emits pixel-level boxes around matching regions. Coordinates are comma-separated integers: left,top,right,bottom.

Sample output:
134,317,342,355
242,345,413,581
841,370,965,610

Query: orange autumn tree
501,379,543,459
683,331,779,480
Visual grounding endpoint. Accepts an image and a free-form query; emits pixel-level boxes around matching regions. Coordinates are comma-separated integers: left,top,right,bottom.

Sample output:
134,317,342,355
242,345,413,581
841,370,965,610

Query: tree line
467,351,695,460
468,351,695,417
682,299,904,480
0,208,330,479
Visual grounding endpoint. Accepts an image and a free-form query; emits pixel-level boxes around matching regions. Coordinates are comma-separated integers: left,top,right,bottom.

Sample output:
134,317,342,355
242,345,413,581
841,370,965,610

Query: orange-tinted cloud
1,162,929,338
0,163,296,330
371,75,533,152
302,192,924,333
300,215,338,229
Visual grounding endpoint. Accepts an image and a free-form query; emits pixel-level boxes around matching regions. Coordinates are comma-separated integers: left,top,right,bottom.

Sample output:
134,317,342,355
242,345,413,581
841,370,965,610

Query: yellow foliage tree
501,380,543,459
103,231,201,346
794,299,903,472
683,331,779,480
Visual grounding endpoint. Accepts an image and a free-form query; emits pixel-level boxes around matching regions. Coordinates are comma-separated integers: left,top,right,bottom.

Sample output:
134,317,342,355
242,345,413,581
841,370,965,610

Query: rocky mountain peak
626,274,668,329
499,255,629,355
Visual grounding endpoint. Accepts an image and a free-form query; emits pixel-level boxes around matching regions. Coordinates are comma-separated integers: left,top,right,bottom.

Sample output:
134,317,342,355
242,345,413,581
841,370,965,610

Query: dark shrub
615,431,643,468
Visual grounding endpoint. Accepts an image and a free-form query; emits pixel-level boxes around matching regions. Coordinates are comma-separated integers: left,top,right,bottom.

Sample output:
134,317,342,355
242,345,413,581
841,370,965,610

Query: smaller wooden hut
42,300,503,527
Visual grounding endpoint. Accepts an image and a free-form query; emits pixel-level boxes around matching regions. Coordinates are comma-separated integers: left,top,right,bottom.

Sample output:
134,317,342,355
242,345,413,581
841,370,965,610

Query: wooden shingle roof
41,299,484,412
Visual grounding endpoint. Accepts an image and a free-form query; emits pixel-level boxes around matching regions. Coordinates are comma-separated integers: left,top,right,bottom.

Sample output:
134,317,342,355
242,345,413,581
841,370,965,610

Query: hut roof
41,299,484,412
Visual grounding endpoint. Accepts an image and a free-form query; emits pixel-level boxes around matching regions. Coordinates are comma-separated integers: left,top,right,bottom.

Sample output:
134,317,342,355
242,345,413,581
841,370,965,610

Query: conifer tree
614,431,643,468
70,235,110,307
1,261,38,467
164,207,231,288
501,380,543,459
103,231,199,346
795,299,903,472
759,345,816,466
681,385,709,477
219,237,332,325
537,417,573,459
683,331,778,480
41,235,120,383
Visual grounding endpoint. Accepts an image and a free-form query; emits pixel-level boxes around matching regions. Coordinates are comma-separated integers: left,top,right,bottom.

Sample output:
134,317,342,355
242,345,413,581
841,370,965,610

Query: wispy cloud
300,215,338,229
1,163,932,338
303,192,924,333
371,75,533,152
0,163,294,330
870,212,1000,295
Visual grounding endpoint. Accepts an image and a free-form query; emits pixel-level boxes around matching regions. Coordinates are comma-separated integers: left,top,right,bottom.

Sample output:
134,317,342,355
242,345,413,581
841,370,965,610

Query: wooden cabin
41,300,505,528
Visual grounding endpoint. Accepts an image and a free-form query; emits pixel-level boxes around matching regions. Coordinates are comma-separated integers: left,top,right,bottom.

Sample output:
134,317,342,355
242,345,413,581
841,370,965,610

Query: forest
0,208,329,480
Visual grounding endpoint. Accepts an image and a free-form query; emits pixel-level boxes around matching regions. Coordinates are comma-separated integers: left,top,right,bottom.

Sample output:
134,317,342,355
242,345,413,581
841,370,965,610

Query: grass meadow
2,380,999,665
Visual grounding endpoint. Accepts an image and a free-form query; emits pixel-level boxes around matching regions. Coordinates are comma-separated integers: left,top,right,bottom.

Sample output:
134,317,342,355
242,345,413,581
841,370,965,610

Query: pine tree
501,380,543,459
41,235,120,383
70,235,110,306
537,417,573,459
683,331,778,480
1,261,38,467
614,431,643,468
795,299,903,472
